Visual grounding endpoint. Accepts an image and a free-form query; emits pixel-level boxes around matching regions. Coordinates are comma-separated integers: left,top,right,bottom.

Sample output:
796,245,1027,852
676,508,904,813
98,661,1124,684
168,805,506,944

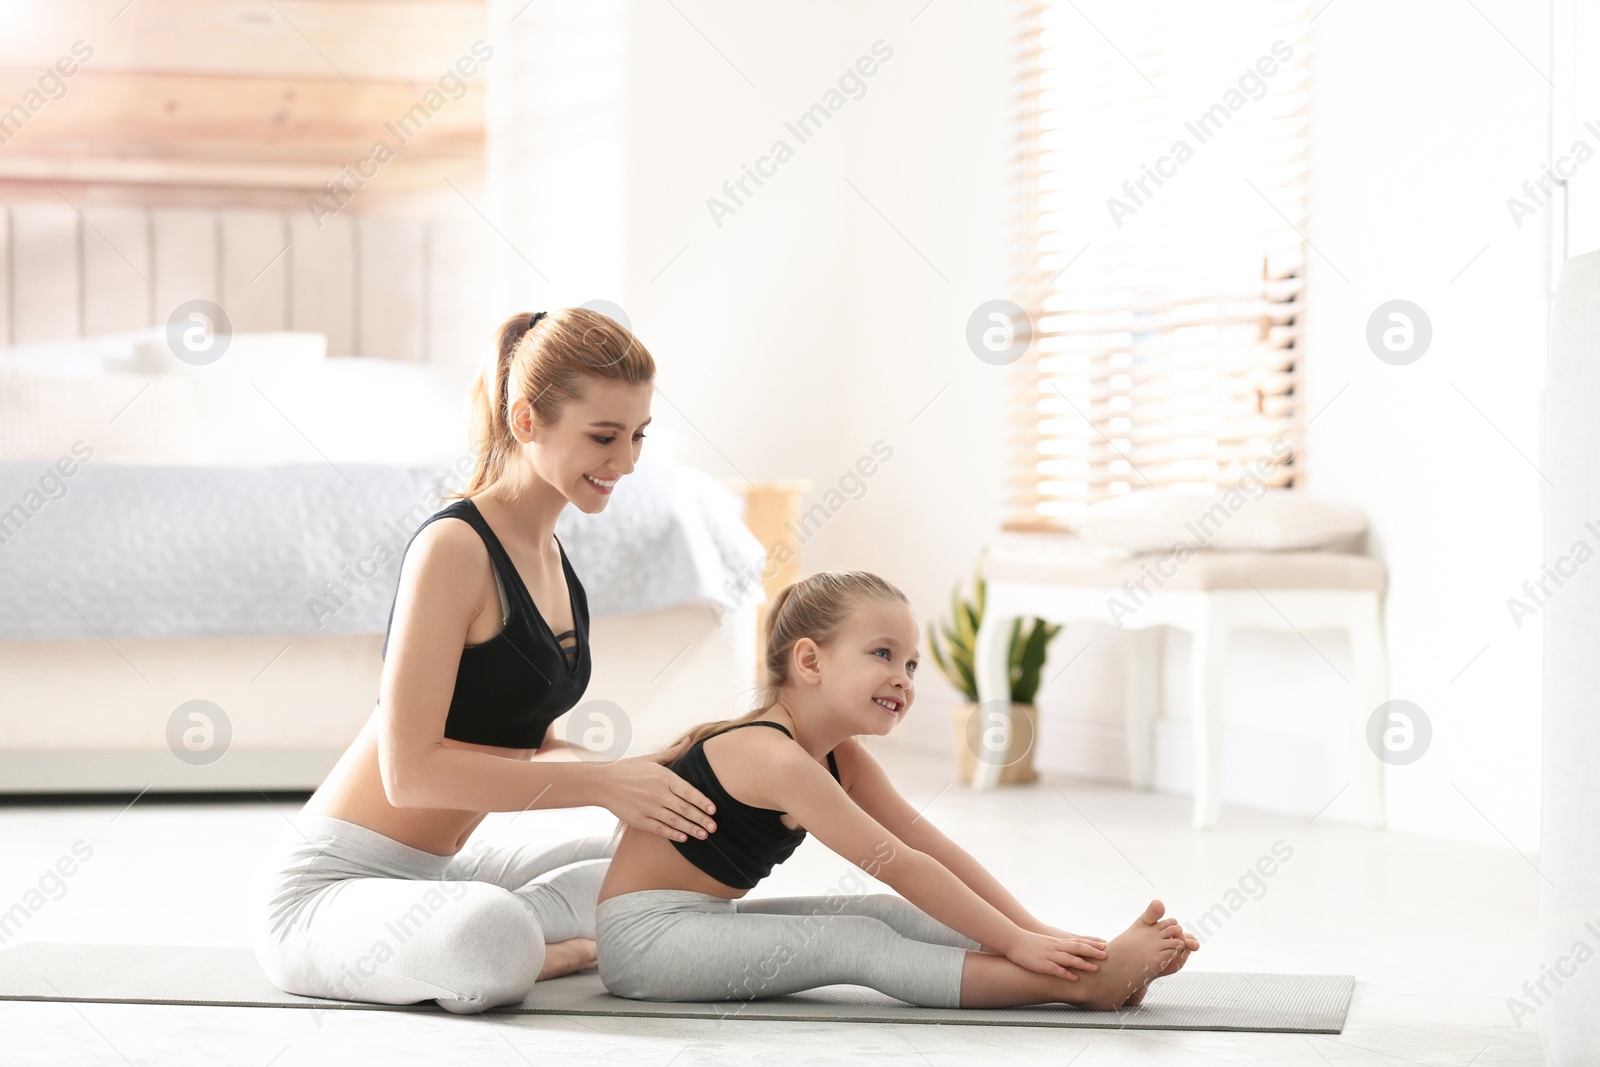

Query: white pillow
177,356,472,466
1079,488,1369,554
0,368,204,462
132,330,327,379
1,329,159,378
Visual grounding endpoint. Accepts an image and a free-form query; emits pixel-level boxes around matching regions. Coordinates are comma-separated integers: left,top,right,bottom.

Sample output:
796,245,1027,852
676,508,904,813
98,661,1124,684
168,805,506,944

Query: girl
250,308,719,1014
595,570,1199,1011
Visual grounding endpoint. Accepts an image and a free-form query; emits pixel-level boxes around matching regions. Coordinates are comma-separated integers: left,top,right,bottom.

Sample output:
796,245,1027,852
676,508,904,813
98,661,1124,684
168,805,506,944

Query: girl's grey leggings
595,888,982,1009
248,814,614,1014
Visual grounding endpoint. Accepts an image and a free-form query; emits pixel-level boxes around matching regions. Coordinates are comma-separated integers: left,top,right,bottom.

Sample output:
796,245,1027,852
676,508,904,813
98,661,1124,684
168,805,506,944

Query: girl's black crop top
668,720,839,891
379,498,591,749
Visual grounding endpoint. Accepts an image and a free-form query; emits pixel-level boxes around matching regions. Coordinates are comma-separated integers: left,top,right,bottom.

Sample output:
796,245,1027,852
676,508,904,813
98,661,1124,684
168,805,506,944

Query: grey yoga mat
0,942,1352,1032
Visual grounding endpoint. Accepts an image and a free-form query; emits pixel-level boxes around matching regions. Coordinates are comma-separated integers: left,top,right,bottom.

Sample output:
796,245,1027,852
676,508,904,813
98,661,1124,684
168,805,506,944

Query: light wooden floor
0,746,1545,1065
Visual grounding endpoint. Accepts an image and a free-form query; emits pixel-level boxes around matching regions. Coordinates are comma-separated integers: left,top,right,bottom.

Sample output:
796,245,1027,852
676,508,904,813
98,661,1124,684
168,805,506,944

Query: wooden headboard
0,202,492,367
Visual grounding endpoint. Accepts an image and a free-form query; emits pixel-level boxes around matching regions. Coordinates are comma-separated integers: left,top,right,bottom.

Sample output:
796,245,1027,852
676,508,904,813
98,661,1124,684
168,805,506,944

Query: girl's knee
857,892,921,924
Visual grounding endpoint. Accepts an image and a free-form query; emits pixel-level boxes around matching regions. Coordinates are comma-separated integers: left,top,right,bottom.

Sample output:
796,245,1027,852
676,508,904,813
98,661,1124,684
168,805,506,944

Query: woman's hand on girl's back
602,757,717,842
642,734,694,766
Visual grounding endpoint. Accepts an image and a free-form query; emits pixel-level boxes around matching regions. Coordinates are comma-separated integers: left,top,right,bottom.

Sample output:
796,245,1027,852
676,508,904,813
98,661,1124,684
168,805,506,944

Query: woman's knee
443,886,545,987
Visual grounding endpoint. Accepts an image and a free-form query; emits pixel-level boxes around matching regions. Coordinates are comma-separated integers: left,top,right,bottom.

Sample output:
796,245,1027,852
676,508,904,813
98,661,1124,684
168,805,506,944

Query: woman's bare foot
537,937,597,981
1089,900,1188,1010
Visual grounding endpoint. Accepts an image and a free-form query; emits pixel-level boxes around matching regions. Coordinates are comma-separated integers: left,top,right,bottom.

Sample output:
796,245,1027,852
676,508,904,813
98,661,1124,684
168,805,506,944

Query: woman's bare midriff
300,505,567,859
299,708,538,858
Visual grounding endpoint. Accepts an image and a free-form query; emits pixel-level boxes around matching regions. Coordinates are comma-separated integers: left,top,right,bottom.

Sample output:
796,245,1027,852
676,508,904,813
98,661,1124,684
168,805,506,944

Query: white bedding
1,348,766,641
0,455,766,641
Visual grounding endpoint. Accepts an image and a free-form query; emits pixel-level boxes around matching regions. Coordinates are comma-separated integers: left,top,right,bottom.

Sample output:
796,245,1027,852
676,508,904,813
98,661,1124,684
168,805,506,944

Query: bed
0,201,790,794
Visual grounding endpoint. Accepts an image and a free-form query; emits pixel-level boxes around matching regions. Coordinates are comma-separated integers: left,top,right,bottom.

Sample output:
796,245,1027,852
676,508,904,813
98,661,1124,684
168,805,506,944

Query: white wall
1286,0,1550,849
595,0,1550,849
488,0,630,309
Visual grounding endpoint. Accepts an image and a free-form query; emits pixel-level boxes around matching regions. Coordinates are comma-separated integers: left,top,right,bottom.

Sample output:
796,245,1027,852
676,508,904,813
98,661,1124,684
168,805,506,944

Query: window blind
1007,0,1313,533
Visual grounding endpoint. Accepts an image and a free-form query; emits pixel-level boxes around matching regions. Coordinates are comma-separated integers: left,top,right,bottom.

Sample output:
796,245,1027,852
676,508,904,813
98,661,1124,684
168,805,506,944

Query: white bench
971,539,1389,829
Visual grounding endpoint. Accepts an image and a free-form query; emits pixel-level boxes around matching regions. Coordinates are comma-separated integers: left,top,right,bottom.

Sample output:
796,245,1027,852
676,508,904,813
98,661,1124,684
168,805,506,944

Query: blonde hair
677,570,911,749
605,570,911,845
447,307,655,501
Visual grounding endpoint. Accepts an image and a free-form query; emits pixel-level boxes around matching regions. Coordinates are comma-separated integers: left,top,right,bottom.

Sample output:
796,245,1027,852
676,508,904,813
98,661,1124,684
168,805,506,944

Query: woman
249,308,720,1014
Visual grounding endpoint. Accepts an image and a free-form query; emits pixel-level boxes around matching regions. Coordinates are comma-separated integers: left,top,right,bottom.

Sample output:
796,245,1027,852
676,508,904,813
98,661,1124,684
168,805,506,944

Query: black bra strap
714,722,839,782
719,720,793,740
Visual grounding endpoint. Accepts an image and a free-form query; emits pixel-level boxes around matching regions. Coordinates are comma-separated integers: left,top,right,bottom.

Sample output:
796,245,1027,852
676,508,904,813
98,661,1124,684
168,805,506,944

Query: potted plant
927,555,1061,785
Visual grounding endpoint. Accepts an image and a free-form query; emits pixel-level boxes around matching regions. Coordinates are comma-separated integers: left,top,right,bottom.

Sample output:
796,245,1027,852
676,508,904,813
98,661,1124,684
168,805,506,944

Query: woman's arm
530,732,584,762
532,728,694,765
377,519,716,841
737,733,1094,977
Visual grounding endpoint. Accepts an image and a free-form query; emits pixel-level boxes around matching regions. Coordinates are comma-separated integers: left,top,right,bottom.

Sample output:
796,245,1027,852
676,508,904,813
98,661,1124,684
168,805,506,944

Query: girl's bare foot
1089,900,1188,1010
1123,943,1191,1006
1126,913,1197,1005
955,900,1196,1011
537,937,598,980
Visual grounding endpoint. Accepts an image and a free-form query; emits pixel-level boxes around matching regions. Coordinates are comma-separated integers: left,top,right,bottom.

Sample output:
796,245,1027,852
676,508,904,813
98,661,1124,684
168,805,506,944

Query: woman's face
514,379,653,514
814,597,920,736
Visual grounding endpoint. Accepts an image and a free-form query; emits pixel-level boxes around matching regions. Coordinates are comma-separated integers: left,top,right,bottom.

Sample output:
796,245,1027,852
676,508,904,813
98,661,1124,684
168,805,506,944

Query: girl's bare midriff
300,512,569,859
596,825,751,904
596,725,816,906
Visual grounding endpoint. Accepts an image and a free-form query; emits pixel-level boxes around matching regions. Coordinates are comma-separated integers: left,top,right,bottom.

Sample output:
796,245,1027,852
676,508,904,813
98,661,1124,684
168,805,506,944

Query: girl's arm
834,738,1059,936
740,734,1095,978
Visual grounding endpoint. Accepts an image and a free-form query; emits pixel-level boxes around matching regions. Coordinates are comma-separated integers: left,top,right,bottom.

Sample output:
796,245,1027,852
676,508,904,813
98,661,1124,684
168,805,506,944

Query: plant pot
951,701,1039,785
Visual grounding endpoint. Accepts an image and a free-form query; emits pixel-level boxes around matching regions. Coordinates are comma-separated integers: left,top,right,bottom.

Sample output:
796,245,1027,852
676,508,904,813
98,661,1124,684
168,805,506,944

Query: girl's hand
601,756,717,843
1035,923,1110,955
1004,930,1103,980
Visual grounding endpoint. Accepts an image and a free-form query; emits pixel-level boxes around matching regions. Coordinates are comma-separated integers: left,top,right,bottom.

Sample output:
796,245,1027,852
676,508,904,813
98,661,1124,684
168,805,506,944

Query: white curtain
486,0,630,314
1543,248,1600,1064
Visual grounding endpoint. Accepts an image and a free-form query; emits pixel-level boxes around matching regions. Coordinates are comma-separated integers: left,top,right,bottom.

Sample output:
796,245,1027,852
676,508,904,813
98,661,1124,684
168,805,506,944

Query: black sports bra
380,498,590,748
667,720,839,891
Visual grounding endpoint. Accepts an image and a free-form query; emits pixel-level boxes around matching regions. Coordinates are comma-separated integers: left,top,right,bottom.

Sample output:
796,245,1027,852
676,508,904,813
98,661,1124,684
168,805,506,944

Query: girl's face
515,379,653,514
814,597,920,736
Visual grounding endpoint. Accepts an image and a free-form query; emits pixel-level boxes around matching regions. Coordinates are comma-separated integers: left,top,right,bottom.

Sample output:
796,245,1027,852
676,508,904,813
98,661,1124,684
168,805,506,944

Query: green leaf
1012,618,1057,704
953,594,976,649
961,601,980,641
927,624,952,676
950,652,977,702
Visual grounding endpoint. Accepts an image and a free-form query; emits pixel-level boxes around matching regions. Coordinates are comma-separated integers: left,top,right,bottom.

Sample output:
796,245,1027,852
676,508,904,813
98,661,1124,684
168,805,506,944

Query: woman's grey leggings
595,888,983,1009
248,814,614,1014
